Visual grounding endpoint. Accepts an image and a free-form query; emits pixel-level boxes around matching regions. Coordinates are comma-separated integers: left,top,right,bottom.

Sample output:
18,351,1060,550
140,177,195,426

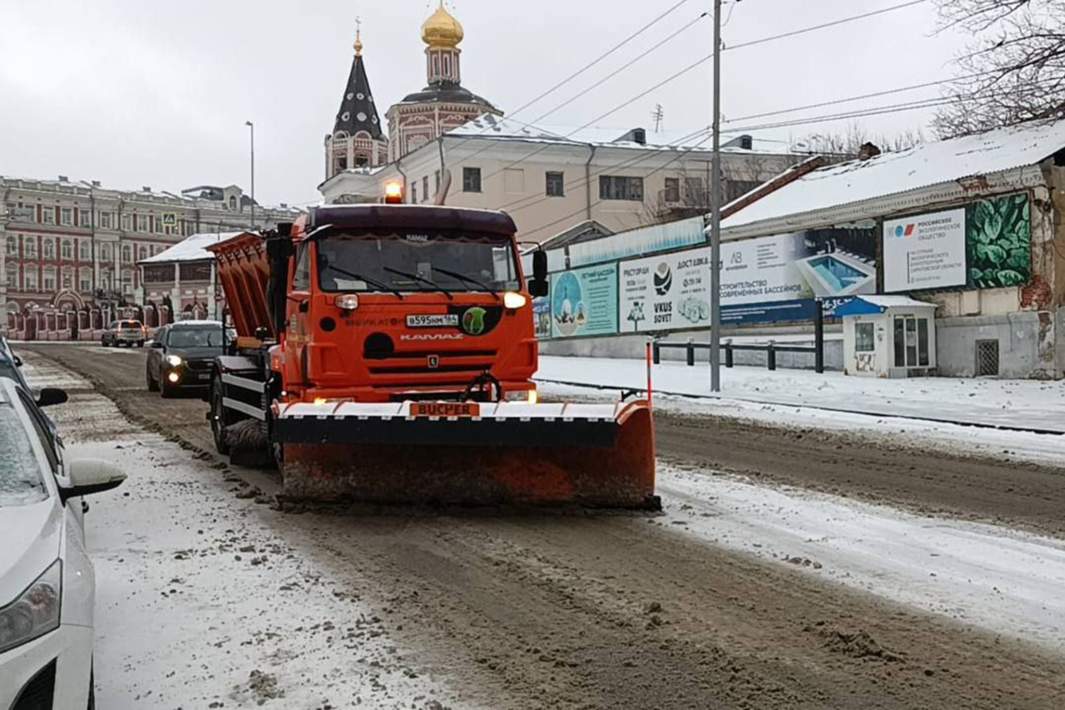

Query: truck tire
210,378,230,454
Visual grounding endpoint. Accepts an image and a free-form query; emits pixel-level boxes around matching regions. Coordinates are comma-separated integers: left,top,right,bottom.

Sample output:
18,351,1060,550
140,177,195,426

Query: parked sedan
100,320,145,348
0,378,125,710
146,321,226,397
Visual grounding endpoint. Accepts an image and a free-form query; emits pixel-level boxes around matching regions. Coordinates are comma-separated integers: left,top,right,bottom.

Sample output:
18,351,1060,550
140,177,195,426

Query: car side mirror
60,459,126,502
13,355,22,367
36,388,68,408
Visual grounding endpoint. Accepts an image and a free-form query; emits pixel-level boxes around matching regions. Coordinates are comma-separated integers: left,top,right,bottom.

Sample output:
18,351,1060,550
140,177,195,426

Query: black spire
333,25,383,140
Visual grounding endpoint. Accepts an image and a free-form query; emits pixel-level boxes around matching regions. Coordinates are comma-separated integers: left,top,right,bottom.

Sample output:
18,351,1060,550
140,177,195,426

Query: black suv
146,321,226,397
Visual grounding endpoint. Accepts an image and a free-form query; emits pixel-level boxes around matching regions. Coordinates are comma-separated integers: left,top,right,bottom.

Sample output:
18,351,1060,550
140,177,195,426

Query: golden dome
421,1,463,48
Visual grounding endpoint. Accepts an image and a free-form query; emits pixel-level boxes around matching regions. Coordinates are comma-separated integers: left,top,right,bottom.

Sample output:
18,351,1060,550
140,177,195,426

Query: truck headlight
0,559,61,654
166,355,183,367
503,292,527,310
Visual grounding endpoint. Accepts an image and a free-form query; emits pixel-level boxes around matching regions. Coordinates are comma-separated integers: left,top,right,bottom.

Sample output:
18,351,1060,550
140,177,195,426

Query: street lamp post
245,121,256,229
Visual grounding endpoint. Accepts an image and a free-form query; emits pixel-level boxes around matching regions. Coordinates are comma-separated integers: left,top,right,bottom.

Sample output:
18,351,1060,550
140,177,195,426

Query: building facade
321,118,803,243
0,177,299,322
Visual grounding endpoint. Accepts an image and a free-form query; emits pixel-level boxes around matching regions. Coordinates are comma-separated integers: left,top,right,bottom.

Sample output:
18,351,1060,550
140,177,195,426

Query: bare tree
935,0,1065,137
790,123,925,163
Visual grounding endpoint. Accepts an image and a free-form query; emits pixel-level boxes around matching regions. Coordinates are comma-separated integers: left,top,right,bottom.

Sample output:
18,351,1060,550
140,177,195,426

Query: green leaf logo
462,307,487,335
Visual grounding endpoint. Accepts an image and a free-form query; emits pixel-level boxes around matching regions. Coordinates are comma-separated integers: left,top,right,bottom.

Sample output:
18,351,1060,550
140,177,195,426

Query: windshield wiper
322,264,405,299
383,267,455,300
432,267,500,300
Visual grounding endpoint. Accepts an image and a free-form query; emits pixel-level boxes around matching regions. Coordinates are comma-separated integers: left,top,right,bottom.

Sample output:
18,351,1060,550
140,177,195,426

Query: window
16,390,59,474
463,167,482,193
292,244,311,290
79,270,91,293
122,244,132,263
60,208,73,226
41,208,55,225
5,236,17,256
23,236,36,259
61,268,72,290
6,264,18,289
121,270,133,292
138,246,148,261
101,244,112,262
423,176,430,202
546,172,565,197
136,215,148,232
664,177,680,203
60,240,72,260
503,168,524,194
434,170,441,194
855,322,875,352
78,209,90,226
893,316,930,368
917,319,930,367
684,177,706,203
121,214,132,232
99,212,112,229
43,268,56,292
24,268,37,292
411,183,418,204
599,176,644,201
42,238,55,260
79,240,91,262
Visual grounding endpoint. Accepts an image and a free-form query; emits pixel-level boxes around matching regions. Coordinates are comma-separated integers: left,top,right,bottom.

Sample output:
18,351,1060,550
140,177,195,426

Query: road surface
22,343,1065,709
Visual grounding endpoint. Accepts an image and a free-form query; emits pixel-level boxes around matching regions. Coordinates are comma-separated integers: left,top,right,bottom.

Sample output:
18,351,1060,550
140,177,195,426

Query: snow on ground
537,356,1065,433
655,465,1065,654
18,352,91,390
50,389,456,708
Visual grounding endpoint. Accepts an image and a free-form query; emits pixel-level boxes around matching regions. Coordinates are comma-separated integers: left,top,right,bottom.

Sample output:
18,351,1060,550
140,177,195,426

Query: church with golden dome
323,2,502,180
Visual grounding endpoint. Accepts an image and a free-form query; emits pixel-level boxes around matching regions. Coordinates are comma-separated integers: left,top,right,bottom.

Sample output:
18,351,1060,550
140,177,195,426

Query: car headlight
166,355,183,367
0,559,61,654
503,291,527,310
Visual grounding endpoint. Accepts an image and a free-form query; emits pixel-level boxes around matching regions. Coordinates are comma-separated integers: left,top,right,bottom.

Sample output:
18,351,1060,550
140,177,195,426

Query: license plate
197,373,211,381
407,314,459,328
409,402,481,418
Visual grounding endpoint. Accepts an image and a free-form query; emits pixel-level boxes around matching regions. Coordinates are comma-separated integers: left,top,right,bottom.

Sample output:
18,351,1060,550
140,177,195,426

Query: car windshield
317,232,520,294
120,321,142,329
0,404,47,507
168,326,224,348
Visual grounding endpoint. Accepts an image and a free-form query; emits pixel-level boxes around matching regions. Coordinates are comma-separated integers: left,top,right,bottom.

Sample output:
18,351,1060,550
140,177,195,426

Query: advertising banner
883,209,967,292
533,294,551,339
619,230,876,333
966,193,1031,289
549,264,618,338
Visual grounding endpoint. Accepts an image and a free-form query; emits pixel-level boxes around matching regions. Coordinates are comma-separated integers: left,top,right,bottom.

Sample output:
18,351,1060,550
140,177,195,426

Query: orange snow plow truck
205,202,657,508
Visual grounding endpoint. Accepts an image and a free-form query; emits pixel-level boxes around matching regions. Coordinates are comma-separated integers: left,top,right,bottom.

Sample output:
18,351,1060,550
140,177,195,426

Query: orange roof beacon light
383,181,404,204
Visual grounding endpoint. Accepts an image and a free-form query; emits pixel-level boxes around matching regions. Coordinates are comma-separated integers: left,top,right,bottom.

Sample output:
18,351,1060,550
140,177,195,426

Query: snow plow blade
273,400,657,509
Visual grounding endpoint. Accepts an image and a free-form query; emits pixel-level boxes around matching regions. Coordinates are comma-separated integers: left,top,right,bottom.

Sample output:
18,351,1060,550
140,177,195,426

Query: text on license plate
407,314,459,328
409,402,481,418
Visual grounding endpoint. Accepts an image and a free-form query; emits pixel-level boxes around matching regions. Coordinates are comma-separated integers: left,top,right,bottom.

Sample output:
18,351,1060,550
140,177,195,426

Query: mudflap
276,401,657,509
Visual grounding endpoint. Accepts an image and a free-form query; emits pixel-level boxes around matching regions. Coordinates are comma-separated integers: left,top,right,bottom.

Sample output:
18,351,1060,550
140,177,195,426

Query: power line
724,0,928,52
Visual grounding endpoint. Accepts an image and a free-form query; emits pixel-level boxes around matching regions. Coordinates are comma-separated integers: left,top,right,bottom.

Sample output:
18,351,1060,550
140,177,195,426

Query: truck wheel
210,378,230,454
146,368,159,392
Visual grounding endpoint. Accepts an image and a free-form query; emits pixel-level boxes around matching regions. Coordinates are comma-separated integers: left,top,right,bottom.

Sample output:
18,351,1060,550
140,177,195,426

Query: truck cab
278,204,544,404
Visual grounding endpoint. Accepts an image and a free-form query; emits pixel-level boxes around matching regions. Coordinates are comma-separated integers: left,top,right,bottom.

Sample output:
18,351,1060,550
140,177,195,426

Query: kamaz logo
400,333,465,342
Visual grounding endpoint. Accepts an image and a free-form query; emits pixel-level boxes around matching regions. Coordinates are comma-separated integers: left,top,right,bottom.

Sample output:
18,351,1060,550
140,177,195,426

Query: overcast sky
0,1,969,207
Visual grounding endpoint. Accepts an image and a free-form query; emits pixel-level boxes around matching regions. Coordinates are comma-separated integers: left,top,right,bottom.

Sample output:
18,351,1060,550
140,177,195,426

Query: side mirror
13,355,22,367
60,459,126,502
529,249,549,297
149,340,164,349
36,388,68,408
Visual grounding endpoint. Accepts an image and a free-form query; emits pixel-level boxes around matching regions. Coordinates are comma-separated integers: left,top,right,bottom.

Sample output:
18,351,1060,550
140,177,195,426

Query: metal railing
651,339,824,373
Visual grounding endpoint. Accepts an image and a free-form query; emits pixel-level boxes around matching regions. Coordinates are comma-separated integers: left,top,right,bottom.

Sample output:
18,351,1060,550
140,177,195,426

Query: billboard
619,231,876,333
966,193,1031,289
883,208,967,292
549,264,618,338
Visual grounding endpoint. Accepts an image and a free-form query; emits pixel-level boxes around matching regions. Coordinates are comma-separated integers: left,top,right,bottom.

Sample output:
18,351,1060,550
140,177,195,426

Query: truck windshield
317,232,520,294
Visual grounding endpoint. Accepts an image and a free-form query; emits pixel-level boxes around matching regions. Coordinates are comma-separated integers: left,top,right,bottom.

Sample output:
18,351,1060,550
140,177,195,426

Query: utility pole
652,104,664,133
245,121,256,229
709,0,723,392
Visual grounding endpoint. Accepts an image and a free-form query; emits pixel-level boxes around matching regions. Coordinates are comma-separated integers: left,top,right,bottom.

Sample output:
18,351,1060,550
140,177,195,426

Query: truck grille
367,350,497,379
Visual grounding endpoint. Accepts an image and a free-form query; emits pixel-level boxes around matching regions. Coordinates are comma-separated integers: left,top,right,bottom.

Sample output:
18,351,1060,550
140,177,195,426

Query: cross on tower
354,17,363,56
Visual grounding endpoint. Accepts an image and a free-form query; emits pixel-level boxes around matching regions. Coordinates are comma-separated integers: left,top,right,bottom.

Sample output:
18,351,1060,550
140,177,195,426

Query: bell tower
324,20,388,180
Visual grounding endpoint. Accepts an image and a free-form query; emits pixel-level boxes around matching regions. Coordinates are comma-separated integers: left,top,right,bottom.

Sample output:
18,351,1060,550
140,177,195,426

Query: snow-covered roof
723,118,1065,230
448,115,792,154
138,232,247,265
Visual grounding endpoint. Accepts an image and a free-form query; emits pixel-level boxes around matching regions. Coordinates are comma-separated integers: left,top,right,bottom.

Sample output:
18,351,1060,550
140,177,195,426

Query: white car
0,379,125,709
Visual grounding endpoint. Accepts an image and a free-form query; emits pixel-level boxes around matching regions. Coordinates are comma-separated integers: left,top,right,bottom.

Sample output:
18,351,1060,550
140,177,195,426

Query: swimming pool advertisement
549,264,619,338
616,231,876,333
